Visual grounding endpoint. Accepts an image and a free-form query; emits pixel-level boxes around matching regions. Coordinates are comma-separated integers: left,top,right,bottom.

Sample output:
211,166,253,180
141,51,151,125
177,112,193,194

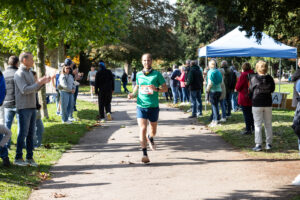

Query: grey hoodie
59,73,75,93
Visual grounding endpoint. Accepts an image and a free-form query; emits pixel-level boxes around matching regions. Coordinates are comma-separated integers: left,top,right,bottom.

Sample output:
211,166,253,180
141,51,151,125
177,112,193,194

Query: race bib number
140,85,153,95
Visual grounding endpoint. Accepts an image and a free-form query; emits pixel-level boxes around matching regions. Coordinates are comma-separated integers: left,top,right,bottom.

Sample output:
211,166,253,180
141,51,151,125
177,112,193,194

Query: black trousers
241,106,254,132
98,92,112,119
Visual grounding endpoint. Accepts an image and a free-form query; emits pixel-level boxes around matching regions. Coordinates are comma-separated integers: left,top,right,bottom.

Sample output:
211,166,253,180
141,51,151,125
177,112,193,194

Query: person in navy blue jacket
0,71,5,105
170,65,181,104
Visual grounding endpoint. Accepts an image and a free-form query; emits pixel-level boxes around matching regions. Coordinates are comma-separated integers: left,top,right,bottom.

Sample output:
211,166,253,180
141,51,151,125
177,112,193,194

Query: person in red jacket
235,62,254,135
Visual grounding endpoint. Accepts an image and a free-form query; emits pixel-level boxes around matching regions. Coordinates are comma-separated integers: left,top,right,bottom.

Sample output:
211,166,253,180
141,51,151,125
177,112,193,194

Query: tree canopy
174,0,235,60
194,0,300,51
98,0,182,70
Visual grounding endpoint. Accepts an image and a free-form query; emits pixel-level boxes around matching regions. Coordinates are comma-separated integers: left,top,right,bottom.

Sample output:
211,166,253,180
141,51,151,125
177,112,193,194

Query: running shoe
62,121,72,124
208,121,218,127
147,135,156,151
220,118,226,122
141,155,150,163
266,143,272,150
25,159,38,167
107,113,112,121
14,158,28,166
68,117,77,122
252,144,262,152
100,118,106,123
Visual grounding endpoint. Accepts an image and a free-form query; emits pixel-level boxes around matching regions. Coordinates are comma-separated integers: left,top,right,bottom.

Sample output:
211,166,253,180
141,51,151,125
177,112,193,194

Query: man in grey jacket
14,52,50,166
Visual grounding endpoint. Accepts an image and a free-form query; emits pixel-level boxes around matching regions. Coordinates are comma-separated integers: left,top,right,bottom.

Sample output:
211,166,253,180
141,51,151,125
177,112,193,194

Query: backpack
224,67,236,91
247,73,255,99
229,68,237,90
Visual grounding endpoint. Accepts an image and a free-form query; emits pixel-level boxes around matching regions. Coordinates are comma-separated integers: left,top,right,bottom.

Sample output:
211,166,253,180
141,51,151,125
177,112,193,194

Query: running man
128,53,167,163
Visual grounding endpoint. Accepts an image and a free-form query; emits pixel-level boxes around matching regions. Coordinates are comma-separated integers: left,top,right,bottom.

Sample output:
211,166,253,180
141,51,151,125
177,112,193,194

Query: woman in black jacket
249,60,275,152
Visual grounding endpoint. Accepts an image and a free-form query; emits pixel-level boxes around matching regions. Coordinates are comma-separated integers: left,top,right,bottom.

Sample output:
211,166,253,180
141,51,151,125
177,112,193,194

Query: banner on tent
272,92,283,104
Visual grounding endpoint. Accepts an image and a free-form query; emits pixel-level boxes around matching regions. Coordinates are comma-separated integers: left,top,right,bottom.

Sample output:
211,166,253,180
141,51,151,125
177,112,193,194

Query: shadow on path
204,186,300,200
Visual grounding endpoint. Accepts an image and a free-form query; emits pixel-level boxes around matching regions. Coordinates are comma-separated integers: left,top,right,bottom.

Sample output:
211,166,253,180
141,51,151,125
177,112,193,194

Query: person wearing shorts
87,66,97,98
128,53,167,163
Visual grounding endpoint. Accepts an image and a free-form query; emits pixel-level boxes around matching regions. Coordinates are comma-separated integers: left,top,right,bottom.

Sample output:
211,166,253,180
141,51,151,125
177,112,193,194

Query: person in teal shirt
128,53,167,163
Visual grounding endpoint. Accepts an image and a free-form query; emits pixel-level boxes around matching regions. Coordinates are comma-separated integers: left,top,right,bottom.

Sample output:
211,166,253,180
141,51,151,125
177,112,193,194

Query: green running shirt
136,70,165,108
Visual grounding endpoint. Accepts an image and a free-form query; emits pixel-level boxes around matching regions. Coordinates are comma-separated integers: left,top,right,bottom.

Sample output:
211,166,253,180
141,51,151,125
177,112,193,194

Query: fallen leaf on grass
54,193,67,198
38,172,50,181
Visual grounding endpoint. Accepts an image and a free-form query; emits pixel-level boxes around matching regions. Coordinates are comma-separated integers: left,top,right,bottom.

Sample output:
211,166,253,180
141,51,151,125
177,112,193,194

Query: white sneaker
63,121,72,124
266,143,272,150
100,118,106,123
208,121,218,127
180,102,185,106
68,117,76,122
107,113,112,121
147,135,156,151
220,118,226,122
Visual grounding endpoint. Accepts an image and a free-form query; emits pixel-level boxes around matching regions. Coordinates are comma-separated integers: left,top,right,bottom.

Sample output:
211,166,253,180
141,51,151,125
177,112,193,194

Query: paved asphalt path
30,94,300,200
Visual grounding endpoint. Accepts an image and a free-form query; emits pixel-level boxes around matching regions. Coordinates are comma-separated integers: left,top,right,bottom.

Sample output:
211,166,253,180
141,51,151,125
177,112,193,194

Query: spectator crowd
0,52,300,168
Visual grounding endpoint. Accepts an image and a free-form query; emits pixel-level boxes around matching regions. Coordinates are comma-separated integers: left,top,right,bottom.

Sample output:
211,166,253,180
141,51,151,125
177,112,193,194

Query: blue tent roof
198,27,297,58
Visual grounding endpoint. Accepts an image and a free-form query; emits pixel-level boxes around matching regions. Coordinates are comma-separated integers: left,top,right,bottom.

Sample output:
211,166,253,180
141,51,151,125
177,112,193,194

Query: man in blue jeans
3,56,19,149
186,60,203,118
14,52,50,166
170,65,181,104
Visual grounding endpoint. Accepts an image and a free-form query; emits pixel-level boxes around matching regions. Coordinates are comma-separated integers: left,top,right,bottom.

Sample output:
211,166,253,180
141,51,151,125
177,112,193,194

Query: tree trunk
79,51,91,83
58,38,65,66
124,60,132,75
37,36,49,118
48,48,58,69
0,53,11,70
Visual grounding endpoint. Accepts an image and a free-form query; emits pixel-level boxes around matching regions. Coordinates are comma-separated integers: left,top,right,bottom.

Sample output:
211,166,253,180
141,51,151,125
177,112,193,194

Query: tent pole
278,58,281,109
205,56,207,111
269,58,272,76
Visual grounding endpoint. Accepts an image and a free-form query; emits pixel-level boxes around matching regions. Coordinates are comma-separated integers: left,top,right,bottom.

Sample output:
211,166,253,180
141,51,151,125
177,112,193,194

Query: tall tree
0,0,128,117
193,0,300,52
174,0,234,60
98,0,181,74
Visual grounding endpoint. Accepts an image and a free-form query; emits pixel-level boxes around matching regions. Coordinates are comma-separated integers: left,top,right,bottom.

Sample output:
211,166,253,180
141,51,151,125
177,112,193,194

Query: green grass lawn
171,100,300,160
0,100,98,199
275,82,293,99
